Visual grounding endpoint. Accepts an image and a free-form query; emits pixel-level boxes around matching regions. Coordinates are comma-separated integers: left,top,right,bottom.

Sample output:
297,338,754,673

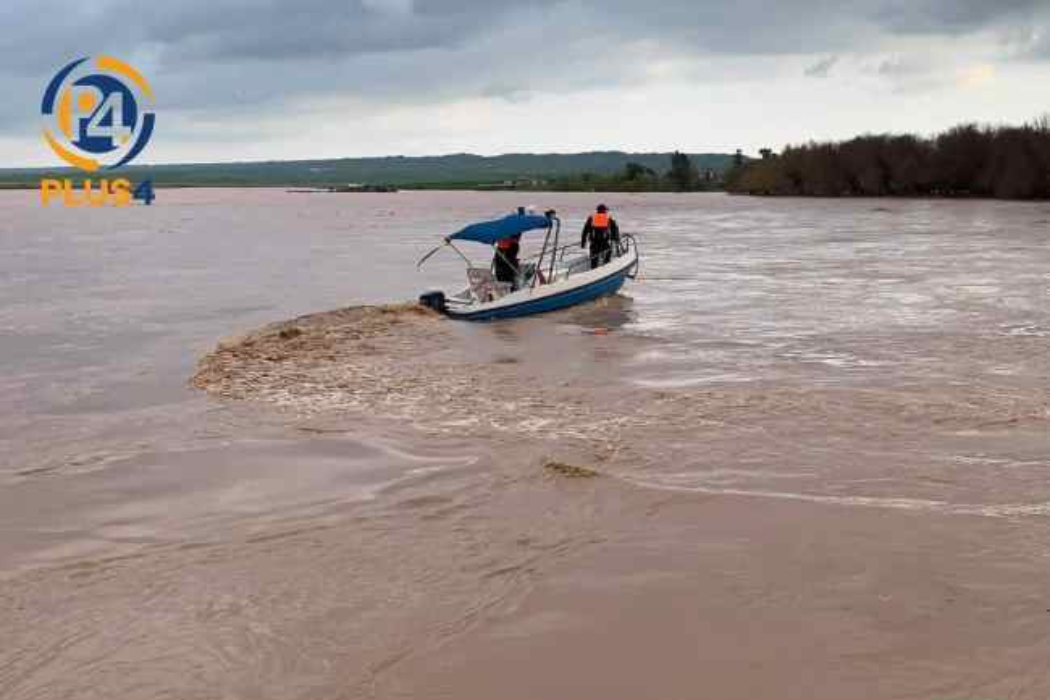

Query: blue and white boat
418,208,639,321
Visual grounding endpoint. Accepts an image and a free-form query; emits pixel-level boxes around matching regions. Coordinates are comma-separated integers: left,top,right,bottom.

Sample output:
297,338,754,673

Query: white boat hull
444,244,638,321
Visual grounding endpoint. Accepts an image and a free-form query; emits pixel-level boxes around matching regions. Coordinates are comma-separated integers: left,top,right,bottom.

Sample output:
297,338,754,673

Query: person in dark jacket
493,233,521,286
581,204,620,269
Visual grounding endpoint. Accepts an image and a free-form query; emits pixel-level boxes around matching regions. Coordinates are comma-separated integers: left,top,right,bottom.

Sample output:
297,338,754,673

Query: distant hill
0,151,737,188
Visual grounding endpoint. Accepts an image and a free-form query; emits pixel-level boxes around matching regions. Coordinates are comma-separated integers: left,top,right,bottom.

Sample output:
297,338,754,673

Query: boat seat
467,267,512,302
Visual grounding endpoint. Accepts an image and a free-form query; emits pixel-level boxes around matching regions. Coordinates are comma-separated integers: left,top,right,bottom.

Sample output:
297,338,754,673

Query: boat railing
447,231,637,307
514,233,634,283
470,231,636,302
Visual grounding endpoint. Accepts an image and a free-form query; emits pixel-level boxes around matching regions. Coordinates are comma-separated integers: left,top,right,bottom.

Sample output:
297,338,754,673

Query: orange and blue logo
40,56,156,205
41,55,155,171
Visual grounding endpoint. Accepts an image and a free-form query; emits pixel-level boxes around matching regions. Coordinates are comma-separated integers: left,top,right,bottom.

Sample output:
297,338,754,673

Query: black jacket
581,216,620,247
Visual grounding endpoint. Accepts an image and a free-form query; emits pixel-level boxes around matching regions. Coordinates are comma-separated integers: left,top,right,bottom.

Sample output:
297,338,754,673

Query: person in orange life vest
493,233,521,285
581,204,620,269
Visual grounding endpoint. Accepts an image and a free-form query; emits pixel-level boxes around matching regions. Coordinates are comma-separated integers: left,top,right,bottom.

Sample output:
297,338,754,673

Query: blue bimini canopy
448,212,551,245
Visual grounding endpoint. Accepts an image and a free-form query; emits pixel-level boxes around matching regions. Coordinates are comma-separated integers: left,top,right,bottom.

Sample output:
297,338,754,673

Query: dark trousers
494,254,518,284
589,237,612,269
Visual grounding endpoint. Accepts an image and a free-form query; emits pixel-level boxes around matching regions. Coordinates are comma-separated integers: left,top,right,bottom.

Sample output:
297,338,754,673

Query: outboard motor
418,290,447,314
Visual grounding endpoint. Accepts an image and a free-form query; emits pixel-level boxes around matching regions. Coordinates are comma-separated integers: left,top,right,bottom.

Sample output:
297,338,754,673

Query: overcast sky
2,0,1048,165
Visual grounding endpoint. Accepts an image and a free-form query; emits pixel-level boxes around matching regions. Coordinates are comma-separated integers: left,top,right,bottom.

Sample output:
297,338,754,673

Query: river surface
2,189,1049,699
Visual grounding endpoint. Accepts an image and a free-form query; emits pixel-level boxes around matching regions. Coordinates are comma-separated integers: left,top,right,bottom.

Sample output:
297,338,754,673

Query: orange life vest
497,237,516,251
592,212,610,228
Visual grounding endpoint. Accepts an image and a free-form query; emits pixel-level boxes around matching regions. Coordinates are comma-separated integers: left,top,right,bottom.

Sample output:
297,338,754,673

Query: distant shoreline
0,150,735,193
4,181,1048,201
0,180,726,193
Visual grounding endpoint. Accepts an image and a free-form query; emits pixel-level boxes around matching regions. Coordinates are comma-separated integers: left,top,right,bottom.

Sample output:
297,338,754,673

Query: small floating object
543,461,600,479
416,207,639,321
586,327,611,336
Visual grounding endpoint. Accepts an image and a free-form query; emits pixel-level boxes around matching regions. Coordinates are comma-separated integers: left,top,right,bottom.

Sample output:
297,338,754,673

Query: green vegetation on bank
726,117,1050,199
0,151,735,190
530,152,727,192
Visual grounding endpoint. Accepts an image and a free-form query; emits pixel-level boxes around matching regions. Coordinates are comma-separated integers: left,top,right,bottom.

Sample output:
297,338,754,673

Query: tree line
725,118,1050,199
541,152,722,192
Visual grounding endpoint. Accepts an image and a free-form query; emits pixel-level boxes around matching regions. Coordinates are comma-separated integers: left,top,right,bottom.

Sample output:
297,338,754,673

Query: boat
417,208,639,321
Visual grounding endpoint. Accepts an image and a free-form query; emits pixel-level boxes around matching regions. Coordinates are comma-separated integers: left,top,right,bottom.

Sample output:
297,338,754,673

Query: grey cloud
877,56,931,77
804,55,839,78
998,25,1050,60
139,0,559,62
3,0,1043,71
2,0,1049,147
868,0,1044,35
871,54,952,95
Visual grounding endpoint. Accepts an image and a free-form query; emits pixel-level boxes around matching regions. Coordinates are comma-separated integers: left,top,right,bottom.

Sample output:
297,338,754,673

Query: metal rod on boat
447,241,472,267
533,216,554,289
416,239,474,270
548,215,560,283
416,243,447,269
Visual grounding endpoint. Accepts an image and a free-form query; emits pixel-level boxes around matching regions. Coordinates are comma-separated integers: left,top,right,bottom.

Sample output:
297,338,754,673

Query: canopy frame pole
445,240,487,301
417,239,474,270
447,240,471,267
533,223,553,289
547,216,561,283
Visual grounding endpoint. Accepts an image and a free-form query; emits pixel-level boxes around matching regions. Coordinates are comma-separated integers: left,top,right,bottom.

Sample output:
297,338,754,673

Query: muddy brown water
2,189,1050,699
